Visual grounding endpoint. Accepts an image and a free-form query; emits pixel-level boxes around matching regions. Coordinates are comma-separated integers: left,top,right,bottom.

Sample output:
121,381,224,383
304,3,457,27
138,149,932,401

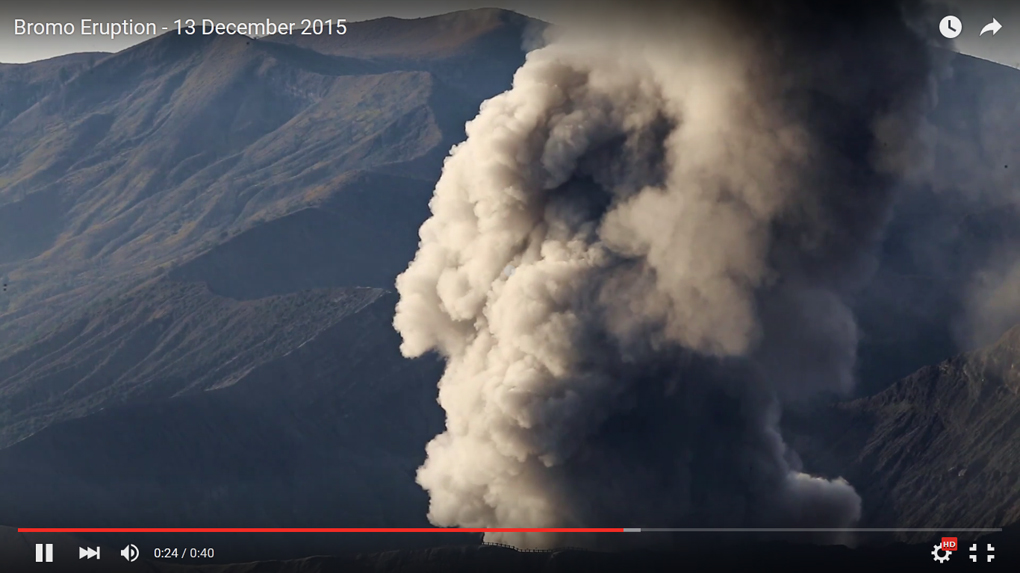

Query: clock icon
940,15,962,39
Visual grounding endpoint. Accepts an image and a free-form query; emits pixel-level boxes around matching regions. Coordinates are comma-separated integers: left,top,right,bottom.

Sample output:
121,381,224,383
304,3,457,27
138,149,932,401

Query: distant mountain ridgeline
0,9,539,348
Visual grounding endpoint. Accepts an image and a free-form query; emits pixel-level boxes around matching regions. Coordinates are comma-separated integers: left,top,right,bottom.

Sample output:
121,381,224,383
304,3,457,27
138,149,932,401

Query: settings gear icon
932,544,951,563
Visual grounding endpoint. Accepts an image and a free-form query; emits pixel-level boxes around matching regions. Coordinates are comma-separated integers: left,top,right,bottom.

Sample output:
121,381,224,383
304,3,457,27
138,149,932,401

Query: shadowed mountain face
0,8,535,548
0,53,108,130
789,323,1020,543
165,170,436,300
0,284,388,448
0,10,532,348
0,292,446,532
0,7,1018,566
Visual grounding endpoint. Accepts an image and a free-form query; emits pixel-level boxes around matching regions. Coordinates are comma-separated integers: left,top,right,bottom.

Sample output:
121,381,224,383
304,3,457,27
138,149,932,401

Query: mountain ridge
0,9,536,352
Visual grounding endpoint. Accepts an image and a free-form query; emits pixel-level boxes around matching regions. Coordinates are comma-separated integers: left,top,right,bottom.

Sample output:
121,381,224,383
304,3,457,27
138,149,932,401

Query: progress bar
17,528,624,533
630,528,1003,532
16,527,1003,533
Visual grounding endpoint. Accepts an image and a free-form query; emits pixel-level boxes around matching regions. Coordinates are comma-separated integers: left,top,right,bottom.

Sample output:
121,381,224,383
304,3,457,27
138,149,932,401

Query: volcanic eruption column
394,0,941,549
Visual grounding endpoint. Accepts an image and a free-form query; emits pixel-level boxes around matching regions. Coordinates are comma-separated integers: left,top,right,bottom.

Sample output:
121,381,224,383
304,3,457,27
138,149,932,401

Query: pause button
35,543,54,563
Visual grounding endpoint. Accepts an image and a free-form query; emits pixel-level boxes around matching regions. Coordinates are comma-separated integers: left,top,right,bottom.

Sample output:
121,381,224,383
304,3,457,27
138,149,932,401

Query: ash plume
394,0,941,549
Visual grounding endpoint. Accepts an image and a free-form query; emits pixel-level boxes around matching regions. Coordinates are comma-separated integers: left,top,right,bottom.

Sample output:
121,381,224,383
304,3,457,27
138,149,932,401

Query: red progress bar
18,528,625,533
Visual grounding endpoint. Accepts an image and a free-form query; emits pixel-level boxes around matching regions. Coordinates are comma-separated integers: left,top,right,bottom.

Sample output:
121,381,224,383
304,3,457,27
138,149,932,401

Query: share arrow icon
981,18,1002,36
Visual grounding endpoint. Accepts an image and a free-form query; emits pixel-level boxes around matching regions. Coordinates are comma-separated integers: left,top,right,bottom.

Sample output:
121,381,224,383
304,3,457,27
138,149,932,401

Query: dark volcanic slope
0,282,384,448
0,53,108,129
0,292,445,537
790,324,1020,541
0,9,535,544
166,170,435,299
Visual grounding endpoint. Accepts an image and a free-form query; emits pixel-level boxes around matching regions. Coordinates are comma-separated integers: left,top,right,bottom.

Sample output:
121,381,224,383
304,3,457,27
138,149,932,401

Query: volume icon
120,544,139,562
79,546,100,559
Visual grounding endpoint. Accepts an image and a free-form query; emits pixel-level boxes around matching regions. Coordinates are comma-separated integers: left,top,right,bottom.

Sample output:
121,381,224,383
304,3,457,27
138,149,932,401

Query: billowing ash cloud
394,0,941,549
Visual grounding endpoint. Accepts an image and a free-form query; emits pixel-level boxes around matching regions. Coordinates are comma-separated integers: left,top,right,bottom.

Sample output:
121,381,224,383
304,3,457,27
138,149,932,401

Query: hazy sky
0,0,1017,67
949,0,1020,67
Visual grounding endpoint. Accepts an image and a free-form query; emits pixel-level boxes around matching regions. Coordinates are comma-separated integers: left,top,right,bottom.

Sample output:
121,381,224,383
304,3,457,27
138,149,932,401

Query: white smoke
959,248,1020,348
395,0,939,549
